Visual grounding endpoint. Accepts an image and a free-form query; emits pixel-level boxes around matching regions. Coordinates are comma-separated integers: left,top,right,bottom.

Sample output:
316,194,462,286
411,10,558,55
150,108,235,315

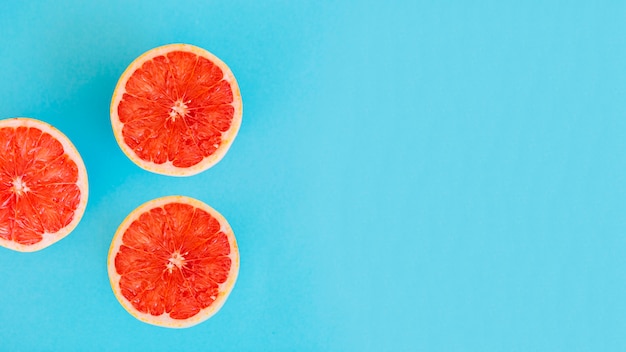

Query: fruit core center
169,100,188,121
166,251,186,273
11,177,30,196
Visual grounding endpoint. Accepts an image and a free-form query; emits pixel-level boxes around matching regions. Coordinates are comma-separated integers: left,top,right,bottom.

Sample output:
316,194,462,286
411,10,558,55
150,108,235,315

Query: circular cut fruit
0,118,88,252
110,43,243,176
108,196,239,328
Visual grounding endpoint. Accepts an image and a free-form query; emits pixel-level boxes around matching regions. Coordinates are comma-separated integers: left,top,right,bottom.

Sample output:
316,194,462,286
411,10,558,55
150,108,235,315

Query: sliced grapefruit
107,195,239,328
110,44,243,176
0,117,88,252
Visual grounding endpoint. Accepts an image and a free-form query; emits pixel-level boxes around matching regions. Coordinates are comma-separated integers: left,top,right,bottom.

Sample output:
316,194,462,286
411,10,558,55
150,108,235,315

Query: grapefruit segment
108,196,239,328
0,118,88,252
110,44,243,176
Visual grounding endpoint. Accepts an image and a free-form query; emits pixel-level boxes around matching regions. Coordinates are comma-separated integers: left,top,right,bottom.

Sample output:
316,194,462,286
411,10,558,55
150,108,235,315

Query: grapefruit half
110,44,243,176
107,196,239,328
0,117,88,252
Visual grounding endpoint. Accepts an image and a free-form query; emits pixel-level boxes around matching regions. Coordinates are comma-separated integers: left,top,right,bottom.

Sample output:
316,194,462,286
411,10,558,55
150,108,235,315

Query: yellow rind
110,43,243,177
107,195,239,328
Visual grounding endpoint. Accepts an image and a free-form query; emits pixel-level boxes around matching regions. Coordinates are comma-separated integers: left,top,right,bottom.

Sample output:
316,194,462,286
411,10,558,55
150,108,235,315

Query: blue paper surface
1,1,626,350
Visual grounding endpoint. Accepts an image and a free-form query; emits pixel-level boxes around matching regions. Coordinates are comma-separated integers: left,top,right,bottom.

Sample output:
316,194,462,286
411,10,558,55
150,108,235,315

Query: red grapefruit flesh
0,118,89,252
110,44,243,176
107,196,239,328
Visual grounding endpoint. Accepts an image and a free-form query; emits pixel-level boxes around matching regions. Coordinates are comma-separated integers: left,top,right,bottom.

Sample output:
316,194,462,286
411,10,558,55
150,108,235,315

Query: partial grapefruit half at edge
0,117,89,252
110,43,243,177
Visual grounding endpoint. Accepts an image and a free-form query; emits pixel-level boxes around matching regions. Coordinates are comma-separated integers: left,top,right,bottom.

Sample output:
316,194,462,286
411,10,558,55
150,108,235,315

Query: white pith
0,117,89,252
167,250,186,273
169,99,189,121
110,44,243,177
11,176,30,196
107,195,239,328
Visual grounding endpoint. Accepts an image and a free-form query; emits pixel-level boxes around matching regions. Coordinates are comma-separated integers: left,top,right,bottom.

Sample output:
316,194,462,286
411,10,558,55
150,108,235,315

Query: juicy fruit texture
110,44,243,176
108,196,239,328
0,118,88,252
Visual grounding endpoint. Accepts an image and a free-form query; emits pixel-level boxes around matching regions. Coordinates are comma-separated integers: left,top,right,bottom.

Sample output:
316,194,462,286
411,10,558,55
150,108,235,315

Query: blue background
1,1,626,351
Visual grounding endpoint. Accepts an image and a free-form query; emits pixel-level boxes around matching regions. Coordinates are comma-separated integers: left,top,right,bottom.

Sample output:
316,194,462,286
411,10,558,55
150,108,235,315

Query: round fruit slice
110,43,243,176
107,196,239,328
0,117,89,252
